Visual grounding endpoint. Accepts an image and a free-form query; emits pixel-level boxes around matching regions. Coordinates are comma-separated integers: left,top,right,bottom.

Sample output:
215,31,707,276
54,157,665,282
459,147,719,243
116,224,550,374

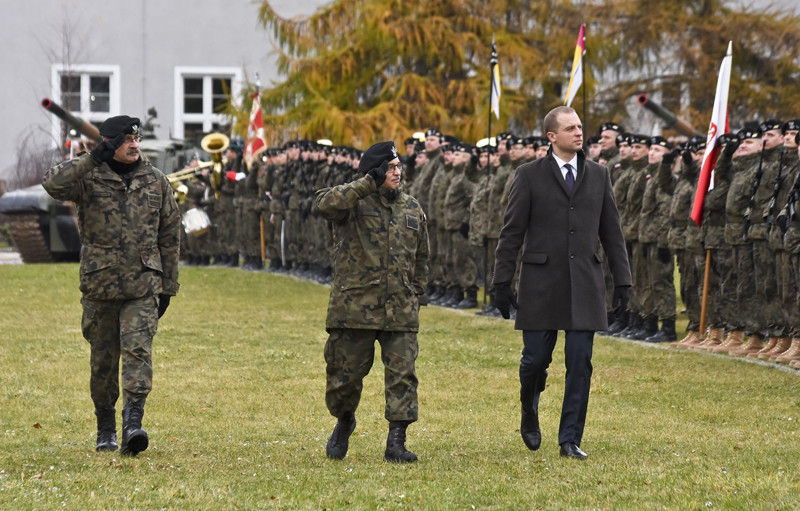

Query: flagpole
484,36,496,309
581,24,587,136
253,73,267,263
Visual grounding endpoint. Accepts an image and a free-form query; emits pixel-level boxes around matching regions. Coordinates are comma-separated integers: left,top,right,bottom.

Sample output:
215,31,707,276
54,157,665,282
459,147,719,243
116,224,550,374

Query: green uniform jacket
42,153,180,300
316,175,430,332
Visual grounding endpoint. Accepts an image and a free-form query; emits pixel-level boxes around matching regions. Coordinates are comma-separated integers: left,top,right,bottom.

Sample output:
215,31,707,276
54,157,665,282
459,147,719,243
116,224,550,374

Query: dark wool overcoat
493,149,631,331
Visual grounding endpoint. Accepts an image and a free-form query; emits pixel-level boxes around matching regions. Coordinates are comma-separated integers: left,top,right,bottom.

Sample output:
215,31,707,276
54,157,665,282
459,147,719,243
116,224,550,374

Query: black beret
649,136,672,149
358,141,398,173
404,137,416,145
99,115,140,138
509,135,525,147
629,134,650,146
284,140,300,149
759,119,782,133
414,141,425,153
586,135,600,145
534,136,550,148
600,122,623,133
497,132,515,141
738,121,762,140
717,133,737,146
425,128,441,138
689,135,707,152
781,119,800,133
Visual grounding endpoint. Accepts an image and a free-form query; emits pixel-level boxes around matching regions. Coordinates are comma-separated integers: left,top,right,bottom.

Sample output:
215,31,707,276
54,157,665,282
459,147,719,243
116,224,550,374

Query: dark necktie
564,163,575,191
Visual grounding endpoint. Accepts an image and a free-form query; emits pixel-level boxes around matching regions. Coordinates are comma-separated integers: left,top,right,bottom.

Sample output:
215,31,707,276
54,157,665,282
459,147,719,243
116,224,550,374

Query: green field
1,264,798,510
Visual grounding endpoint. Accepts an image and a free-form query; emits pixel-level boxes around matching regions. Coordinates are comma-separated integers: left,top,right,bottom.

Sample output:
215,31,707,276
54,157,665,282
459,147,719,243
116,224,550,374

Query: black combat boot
631,314,658,340
326,412,356,460
212,254,226,266
95,408,118,452
645,317,677,342
228,253,240,267
443,286,464,308
120,404,148,456
428,285,445,304
607,311,629,336
455,286,479,309
619,312,642,338
384,421,417,463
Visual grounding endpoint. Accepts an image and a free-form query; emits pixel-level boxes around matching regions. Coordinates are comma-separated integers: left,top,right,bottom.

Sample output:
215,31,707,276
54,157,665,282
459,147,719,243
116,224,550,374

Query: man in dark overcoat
493,106,631,460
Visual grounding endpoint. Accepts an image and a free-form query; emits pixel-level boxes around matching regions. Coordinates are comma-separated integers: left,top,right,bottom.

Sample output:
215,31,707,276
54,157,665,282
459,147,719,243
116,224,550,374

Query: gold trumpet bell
201,132,230,155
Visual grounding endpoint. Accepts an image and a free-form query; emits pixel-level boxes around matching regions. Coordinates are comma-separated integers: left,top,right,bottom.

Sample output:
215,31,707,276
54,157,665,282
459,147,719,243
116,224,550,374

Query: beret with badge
99,115,140,139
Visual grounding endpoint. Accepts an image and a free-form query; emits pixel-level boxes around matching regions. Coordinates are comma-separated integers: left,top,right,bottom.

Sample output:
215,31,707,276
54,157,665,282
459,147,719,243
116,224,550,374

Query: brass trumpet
201,132,229,197
167,160,215,183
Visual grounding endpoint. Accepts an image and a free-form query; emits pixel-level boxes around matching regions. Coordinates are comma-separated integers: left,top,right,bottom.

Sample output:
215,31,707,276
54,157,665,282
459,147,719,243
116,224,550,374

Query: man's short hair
543,106,576,135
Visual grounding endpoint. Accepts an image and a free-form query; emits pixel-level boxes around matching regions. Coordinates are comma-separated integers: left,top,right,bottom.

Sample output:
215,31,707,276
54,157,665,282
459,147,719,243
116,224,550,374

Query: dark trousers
521,330,594,446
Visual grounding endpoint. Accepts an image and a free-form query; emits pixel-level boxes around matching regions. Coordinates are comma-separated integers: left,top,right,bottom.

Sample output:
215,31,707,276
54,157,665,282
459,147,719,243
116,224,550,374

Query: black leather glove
157,294,171,319
682,149,694,166
722,138,740,160
367,160,389,187
90,133,126,164
662,149,679,165
611,286,630,314
657,247,672,264
459,223,469,239
493,282,518,320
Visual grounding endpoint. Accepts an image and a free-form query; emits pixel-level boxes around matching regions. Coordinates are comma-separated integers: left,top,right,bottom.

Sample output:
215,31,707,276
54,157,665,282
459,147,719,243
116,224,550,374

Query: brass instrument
167,160,215,183
201,132,230,197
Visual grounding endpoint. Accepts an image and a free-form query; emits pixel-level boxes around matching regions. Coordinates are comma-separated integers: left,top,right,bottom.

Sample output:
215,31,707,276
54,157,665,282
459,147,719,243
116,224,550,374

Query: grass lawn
0,264,798,510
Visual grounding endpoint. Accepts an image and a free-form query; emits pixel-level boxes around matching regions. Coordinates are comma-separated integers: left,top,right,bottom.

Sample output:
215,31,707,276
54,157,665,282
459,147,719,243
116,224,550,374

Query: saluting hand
90,133,127,164
367,160,389,187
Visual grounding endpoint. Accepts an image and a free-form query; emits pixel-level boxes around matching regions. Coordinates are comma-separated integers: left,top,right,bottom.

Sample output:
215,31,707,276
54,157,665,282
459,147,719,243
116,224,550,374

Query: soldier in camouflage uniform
638,136,677,342
316,141,429,463
42,115,180,456
777,130,800,366
443,142,479,308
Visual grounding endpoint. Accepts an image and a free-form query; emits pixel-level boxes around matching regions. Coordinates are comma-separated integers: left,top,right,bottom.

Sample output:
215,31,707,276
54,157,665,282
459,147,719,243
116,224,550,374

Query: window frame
50,63,121,142
173,66,243,139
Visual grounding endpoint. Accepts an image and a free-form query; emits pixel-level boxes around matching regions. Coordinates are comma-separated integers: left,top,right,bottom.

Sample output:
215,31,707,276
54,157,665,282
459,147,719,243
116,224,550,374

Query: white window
50,64,121,142
173,67,243,141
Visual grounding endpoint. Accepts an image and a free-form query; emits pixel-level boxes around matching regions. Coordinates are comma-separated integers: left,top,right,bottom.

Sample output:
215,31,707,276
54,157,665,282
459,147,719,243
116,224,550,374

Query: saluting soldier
316,141,429,463
42,115,180,456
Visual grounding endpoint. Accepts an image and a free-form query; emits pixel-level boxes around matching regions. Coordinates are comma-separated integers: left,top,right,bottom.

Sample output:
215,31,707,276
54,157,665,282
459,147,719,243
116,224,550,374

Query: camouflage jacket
42,153,180,300
316,175,430,332
622,159,649,241
443,163,476,230
724,152,761,245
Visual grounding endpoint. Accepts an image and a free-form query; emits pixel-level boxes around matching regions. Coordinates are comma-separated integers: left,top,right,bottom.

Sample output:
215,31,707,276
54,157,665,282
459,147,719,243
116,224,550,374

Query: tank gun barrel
637,94,702,138
41,98,102,142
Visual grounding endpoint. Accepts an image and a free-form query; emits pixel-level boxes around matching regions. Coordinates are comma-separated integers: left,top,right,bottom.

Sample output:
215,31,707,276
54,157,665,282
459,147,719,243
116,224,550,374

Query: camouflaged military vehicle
0,99,200,263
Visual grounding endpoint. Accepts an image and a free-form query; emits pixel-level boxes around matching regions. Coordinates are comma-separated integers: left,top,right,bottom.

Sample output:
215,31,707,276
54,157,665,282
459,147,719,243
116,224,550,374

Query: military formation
173,118,800,368
596,119,800,368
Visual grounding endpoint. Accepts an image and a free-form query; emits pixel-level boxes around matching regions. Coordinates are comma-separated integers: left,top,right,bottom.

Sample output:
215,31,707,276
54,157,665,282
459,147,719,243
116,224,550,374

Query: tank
0,99,201,263
637,94,703,138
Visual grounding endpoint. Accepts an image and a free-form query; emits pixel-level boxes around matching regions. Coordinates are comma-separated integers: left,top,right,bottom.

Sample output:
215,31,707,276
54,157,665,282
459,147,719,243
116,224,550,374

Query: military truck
0,99,201,263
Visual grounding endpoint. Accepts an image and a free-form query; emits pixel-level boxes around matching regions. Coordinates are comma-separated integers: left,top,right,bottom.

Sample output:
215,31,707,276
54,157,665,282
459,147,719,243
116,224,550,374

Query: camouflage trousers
791,254,800,336
629,242,650,314
448,230,477,289
324,328,419,422
708,248,736,330
677,249,703,331
645,245,676,320
732,244,760,334
771,249,792,337
81,295,158,412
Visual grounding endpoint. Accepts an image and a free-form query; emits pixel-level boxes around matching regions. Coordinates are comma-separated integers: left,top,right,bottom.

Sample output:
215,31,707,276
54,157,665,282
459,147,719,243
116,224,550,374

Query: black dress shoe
520,410,541,450
559,442,588,460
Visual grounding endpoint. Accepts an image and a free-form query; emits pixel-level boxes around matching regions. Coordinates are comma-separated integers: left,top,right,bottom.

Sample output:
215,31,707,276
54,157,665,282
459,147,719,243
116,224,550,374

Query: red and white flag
564,24,585,107
244,91,267,171
691,42,732,226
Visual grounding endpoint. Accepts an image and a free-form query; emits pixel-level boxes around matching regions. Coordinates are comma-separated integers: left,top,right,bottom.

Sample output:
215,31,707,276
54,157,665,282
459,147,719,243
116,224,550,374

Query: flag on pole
244,90,267,171
690,41,733,226
490,36,501,120
564,24,585,107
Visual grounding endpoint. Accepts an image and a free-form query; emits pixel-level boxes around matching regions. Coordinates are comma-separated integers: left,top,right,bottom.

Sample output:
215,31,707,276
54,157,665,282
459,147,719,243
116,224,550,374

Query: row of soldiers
594,119,800,367
173,118,800,367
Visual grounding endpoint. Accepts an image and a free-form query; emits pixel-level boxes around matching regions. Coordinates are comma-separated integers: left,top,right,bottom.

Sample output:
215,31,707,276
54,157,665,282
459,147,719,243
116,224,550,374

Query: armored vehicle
0,99,201,263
